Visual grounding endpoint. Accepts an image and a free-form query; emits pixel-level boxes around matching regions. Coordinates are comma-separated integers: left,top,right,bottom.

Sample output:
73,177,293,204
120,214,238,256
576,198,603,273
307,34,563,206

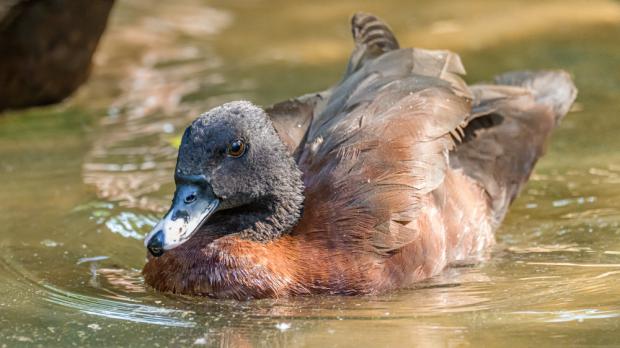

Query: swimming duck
143,13,576,299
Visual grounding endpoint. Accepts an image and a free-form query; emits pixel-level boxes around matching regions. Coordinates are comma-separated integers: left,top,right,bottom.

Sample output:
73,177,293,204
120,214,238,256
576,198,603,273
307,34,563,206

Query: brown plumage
142,13,577,299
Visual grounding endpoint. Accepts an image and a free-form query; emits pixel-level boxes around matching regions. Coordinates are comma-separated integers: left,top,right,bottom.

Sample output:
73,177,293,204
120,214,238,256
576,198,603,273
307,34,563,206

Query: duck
142,13,577,299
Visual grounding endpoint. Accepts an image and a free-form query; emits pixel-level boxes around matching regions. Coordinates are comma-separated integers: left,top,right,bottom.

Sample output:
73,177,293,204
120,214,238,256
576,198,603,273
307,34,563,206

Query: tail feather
494,70,577,123
351,12,399,52
345,13,400,77
452,70,577,224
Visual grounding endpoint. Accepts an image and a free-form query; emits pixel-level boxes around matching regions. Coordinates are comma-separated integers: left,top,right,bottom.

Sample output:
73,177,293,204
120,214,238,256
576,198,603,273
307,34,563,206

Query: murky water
1,0,620,346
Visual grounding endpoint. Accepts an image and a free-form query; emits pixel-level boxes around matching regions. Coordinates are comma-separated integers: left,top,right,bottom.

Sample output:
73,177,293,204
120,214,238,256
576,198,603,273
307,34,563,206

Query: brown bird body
143,13,576,299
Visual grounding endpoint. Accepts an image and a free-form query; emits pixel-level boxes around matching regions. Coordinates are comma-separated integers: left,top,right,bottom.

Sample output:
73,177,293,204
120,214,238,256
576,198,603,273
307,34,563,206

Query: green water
1,0,620,346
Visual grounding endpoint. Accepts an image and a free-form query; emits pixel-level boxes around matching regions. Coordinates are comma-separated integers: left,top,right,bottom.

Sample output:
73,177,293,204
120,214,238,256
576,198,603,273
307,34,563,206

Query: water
1,0,619,346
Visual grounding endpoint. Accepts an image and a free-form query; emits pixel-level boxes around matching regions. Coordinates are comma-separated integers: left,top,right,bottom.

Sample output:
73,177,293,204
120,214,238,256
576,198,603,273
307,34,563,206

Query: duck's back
266,13,576,293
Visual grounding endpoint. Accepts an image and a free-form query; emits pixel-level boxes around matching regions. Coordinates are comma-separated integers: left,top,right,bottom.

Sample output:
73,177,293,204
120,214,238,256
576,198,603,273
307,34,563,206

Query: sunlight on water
514,309,620,323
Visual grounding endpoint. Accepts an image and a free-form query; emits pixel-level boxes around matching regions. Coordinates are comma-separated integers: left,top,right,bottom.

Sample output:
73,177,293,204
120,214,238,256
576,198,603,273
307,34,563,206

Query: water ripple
0,254,195,328
42,283,195,327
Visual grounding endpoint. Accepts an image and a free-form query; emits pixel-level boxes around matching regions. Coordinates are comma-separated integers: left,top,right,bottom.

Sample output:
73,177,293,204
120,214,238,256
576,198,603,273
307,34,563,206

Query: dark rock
0,0,115,111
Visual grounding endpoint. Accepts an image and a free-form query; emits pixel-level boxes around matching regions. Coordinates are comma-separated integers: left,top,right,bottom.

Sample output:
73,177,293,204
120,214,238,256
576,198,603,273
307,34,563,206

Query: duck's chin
197,201,290,242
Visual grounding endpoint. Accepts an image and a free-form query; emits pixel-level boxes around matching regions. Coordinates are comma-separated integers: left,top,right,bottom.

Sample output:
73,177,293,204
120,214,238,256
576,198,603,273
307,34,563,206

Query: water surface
1,0,620,346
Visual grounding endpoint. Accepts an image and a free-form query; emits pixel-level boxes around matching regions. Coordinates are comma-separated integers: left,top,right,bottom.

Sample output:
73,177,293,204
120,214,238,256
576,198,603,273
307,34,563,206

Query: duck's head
144,101,305,257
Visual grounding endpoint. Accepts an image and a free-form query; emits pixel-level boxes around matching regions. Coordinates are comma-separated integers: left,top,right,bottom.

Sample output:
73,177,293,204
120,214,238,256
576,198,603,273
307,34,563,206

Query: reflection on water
82,1,232,212
1,0,620,346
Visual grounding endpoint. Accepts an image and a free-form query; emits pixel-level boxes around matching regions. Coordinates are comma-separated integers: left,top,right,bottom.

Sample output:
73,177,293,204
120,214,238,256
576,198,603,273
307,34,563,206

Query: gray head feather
176,101,305,241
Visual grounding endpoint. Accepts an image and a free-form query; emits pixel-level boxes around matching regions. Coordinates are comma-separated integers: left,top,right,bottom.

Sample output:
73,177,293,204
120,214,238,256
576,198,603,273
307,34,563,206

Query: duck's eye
227,139,246,158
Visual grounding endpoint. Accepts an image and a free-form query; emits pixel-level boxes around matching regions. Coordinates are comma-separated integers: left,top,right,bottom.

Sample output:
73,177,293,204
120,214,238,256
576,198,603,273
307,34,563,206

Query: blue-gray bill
144,176,220,257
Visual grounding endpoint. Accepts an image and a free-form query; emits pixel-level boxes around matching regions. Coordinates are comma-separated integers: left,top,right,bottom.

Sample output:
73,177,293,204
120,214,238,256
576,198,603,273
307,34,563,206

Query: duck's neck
207,169,305,242
244,190,305,241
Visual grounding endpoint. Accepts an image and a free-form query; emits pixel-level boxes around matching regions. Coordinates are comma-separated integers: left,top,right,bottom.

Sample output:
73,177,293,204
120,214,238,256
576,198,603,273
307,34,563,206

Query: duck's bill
144,181,220,257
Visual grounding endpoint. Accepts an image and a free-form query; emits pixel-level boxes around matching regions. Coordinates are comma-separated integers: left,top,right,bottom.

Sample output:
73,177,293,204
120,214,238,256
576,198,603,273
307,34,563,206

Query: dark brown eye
227,139,246,158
